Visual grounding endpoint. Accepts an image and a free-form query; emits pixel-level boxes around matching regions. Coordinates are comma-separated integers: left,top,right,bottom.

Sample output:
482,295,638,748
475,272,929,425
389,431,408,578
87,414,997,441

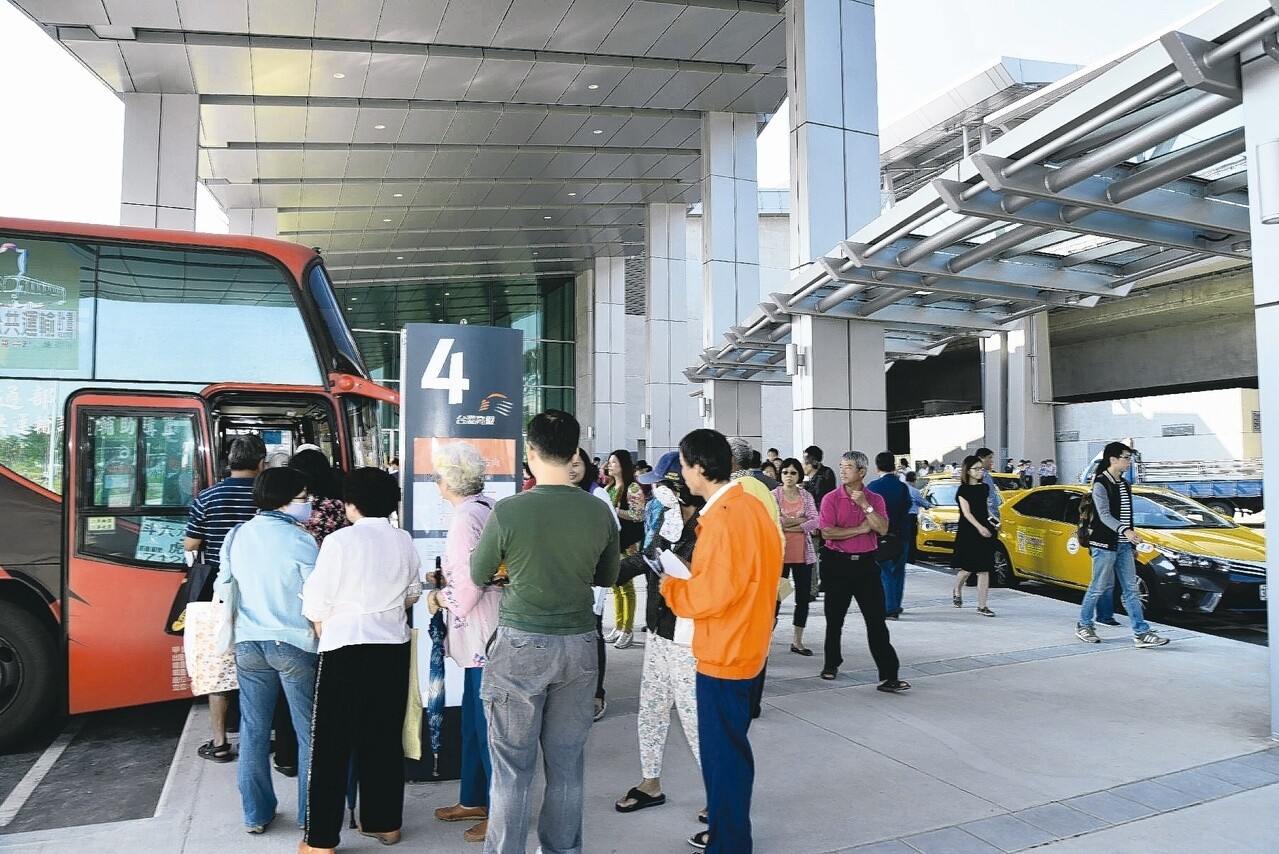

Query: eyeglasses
781,470,800,477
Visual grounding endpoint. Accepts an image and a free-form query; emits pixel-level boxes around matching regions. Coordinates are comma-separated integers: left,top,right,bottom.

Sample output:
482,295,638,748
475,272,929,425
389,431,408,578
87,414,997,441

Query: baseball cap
637,450,681,485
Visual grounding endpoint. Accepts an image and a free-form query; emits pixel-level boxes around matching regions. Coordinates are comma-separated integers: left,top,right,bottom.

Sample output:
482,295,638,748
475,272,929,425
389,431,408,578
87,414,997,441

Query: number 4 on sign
421,337,470,404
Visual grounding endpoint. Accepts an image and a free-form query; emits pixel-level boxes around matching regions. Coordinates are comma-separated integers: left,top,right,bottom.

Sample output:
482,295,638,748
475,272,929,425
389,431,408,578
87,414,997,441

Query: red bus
0,217,397,749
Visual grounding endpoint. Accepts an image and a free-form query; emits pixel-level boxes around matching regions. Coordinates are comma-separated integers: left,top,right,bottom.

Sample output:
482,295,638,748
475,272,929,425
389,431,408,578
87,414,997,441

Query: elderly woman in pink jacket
422,442,501,845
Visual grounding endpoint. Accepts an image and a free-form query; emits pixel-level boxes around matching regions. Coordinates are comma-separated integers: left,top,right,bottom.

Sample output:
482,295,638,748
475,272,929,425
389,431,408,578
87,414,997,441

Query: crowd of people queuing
184,419,1165,854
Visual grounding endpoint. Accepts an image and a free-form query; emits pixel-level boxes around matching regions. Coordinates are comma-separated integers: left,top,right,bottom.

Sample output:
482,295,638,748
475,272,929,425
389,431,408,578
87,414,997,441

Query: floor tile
958,814,1055,851
903,826,1003,854
1063,791,1156,823
1110,780,1201,811
1013,802,1107,837
1155,769,1243,799
1198,757,1279,788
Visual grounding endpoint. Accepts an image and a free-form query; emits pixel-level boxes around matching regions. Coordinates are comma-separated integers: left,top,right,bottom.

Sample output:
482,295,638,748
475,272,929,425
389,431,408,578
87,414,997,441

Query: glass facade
343,277,576,429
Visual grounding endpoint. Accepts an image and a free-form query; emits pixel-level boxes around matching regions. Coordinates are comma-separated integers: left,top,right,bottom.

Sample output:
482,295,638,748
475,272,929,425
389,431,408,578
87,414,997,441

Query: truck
1058,388,1263,519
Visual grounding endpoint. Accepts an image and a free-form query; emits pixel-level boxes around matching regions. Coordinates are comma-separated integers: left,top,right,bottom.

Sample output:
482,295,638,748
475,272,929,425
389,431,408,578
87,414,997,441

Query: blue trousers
696,671,756,854
460,666,492,808
878,543,908,615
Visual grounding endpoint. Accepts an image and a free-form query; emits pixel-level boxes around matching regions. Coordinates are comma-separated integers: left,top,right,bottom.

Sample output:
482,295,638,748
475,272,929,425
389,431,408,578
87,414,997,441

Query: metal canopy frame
688,0,1273,384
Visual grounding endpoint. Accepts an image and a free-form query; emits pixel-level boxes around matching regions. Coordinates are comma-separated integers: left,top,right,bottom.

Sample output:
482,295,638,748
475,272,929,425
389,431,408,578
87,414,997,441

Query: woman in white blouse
298,468,421,854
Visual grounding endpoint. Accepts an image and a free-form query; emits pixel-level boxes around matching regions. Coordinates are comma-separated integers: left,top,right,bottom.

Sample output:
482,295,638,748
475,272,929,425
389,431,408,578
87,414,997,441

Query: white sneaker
1134,631,1170,648
602,628,620,643
614,631,634,649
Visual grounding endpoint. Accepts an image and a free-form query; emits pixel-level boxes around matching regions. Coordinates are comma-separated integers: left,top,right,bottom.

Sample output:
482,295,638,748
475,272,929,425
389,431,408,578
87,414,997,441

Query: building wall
1053,387,1261,484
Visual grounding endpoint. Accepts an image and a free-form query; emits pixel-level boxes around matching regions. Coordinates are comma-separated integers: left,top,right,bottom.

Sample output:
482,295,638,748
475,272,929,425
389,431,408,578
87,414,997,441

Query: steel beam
935,179,1249,260
782,293,1010,333
973,154,1250,235
845,238,1122,299
1106,128,1245,203
818,255,1069,308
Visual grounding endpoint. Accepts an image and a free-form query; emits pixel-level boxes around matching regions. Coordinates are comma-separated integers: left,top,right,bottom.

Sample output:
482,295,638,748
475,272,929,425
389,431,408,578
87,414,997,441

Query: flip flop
615,787,666,813
820,669,837,680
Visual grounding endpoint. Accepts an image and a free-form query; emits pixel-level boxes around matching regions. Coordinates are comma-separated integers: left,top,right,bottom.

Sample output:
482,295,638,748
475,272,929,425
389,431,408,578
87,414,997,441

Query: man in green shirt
470,410,619,854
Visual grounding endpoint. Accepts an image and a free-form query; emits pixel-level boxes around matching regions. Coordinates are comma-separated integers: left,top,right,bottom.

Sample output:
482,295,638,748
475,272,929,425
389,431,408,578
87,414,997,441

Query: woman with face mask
213,466,321,835
612,451,707,823
289,449,350,546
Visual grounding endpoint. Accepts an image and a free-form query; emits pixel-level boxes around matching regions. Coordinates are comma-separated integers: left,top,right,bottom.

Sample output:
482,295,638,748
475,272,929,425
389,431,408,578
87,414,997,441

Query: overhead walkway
689,0,1271,382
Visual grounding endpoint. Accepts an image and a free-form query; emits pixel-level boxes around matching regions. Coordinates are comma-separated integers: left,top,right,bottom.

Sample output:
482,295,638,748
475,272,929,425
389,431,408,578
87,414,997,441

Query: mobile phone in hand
988,517,1001,529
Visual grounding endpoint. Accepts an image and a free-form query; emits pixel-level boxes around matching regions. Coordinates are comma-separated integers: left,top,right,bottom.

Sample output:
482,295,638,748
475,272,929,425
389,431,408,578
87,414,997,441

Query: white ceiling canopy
16,0,789,286
689,0,1271,382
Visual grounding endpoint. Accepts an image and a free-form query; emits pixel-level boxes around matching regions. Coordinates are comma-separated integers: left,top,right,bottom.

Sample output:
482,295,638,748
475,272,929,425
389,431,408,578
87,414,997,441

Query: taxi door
1056,491,1096,588
1005,489,1070,581
64,391,211,714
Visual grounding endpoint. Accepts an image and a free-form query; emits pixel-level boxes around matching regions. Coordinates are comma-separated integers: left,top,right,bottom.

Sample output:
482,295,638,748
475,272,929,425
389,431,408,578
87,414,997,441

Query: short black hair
905,471,917,483
975,447,994,460
228,434,267,470
289,448,342,500
749,450,762,468
875,451,895,472
526,409,579,465
253,467,309,511
343,467,400,517
679,429,732,483
803,445,823,463
768,448,778,455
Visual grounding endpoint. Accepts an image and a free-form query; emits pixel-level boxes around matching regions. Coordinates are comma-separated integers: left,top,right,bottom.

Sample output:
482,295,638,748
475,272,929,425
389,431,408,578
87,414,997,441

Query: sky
0,0,1220,216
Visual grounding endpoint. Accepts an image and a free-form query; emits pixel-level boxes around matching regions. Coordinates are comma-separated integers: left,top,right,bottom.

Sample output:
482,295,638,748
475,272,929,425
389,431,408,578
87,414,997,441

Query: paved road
0,701,190,835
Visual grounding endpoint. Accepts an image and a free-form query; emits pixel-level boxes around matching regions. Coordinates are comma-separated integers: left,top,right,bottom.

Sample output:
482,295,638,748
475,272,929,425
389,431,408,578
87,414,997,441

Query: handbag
184,599,238,695
873,531,903,562
618,518,645,552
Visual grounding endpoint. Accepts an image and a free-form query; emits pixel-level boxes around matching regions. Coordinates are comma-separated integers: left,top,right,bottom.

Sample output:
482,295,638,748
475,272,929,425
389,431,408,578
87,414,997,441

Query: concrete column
1241,50,1279,740
1007,315,1057,484
227,208,278,237
120,93,199,230
786,0,881,270
704,379,762,449
701,112,761,349
645,203,696,456
981,333,1009,468
982,316,1057,480
791,315,886,457
578,256,629,456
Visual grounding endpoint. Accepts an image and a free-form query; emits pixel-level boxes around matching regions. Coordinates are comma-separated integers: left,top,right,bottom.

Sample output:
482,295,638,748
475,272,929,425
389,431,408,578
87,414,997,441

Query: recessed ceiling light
588,84,599,90
567,192,577,196
374,124,386,130
435,302,442,306
350,296,358,301
396,255,404,260
393,193,403,198
592,129,603,135
332,72,346,79
532,251,539,256
543,215,552,220
382,217,392,222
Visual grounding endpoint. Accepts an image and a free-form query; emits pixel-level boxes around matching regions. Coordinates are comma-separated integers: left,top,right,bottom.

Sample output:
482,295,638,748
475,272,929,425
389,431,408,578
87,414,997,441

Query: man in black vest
1076,442,1169,648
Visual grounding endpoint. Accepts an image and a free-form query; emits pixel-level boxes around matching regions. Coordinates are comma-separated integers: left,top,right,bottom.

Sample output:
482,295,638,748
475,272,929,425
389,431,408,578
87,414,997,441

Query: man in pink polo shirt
816,450,911,692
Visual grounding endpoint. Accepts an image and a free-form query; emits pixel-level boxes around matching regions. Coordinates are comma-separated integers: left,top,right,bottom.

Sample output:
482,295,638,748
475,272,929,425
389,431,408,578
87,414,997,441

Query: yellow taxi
916,473,1026,559
993,484,1266,615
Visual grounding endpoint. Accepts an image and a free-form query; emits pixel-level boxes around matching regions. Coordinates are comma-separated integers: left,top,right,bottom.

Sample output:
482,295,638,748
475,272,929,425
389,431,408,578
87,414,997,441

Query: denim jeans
459,666,492,808
878,543,909,615
235,640,318,829
482,627,597,854
1079,542,1150,635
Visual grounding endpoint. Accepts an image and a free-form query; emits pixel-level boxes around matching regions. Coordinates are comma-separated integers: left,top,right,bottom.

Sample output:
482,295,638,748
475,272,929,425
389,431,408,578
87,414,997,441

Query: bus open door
64,390,213,714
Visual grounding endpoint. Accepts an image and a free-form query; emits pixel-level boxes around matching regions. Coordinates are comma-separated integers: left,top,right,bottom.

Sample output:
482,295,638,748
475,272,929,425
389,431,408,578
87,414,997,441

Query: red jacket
662,485,783,680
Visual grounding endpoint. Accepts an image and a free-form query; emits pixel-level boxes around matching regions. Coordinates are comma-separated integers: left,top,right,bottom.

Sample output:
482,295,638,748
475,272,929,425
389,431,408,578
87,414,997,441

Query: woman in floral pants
613,452,704,819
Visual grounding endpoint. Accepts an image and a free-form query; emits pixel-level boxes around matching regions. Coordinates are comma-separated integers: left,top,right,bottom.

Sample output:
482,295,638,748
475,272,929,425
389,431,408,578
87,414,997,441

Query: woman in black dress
952,454,997,617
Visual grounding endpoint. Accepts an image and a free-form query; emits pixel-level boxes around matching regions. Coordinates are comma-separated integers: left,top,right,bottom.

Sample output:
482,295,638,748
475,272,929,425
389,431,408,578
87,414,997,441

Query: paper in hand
658,549,691,579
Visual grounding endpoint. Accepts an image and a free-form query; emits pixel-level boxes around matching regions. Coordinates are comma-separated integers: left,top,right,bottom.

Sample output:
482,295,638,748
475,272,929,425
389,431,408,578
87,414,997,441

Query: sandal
688,830,710,850
790,644,813,657
876,679,911,693
197,739,235,763
615,787,666,813
820,669,837,680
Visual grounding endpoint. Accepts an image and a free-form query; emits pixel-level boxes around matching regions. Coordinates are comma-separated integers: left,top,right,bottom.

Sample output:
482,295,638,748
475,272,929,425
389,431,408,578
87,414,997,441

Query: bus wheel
0,601,58,752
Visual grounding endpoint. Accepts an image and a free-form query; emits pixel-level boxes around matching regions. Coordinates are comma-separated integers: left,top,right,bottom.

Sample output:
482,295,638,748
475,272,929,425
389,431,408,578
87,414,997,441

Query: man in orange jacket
661,429,783,853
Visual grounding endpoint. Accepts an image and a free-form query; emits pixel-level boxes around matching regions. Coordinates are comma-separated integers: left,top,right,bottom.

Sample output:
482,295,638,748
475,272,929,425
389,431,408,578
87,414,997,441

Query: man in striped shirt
184,433,267,762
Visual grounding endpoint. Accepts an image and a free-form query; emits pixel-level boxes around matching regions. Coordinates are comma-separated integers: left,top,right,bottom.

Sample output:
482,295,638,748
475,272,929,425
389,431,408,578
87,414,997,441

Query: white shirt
301,517,423,653
589,483,618,614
